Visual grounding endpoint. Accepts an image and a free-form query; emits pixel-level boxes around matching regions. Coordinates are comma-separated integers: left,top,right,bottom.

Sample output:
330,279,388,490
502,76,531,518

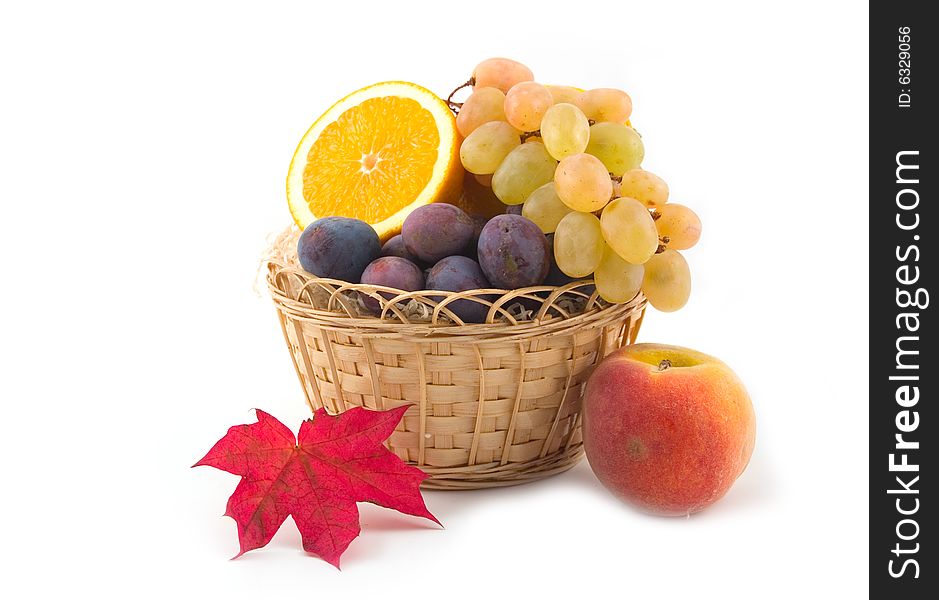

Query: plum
401,204,475,264
380,234,422,265
297,217,380,283
359,256,425,314
425,255,492,323
505,204,523,215
477,214,550,289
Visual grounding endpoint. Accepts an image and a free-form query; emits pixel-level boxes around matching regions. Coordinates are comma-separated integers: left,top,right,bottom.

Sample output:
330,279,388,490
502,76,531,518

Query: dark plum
359,256,425,314
297,217,380,282
477,214,550,289
401,204,475,264
505,204,523,215
425,255,492,324
380,234,422,265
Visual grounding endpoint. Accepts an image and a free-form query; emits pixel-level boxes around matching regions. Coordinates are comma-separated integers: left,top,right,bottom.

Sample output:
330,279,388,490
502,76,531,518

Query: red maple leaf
194,406,439,567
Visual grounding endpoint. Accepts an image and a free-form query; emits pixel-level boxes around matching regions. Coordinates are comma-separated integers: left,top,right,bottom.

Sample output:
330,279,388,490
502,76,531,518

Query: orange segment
287,82,463,241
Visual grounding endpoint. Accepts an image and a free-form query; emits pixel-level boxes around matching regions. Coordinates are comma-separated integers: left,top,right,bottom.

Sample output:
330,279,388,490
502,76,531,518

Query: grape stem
656,236,670,254
519,130,542,142
606,175,624,202
446,77,475,114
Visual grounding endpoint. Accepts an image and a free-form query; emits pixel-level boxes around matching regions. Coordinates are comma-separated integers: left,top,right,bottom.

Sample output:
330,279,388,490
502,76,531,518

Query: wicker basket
266,228,646,489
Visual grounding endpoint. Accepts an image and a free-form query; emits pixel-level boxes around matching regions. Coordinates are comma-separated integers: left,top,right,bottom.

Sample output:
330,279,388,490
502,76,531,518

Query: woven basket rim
266,226,644,336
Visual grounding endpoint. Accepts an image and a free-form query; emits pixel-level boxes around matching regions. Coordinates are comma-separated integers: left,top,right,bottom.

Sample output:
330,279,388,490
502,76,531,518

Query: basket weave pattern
267,230,645,489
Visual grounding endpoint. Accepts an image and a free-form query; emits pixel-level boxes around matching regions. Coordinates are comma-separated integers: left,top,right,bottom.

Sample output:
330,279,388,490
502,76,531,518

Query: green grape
504,81,553,132
554,153,613,212
595,245,644,303
553,211,605,277
619,168,669,207
585,122,644,176
491,141,557,205
540,103,590,160
574,88,633,123
522,182,572,233
546,85,582,105
473,57,534,93
600,197,658,264
456,87,506,137
460,121,521,175
655,203,702,250
642,249,691,312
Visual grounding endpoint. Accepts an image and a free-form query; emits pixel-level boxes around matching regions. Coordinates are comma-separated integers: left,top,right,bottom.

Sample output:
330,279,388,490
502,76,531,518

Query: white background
1,0,869,597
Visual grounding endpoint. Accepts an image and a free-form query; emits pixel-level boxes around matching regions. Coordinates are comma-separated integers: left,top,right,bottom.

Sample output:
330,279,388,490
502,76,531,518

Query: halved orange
287,81,463,241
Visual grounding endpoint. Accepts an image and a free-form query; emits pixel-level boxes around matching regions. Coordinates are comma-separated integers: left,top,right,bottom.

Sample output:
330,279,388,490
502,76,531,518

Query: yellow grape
553,212,605,277
522,182,572,233
600,197,658,264
554,153,613,212
655,203,702,250
642,249,691,312
456,87,506,137
585,122,644,176
460,121,521,175
546,85,581,105
540,103,590,160
574,88,633,122
619,168,669,207
504,81,553,132
473,57,534,93
491,141,557,205
595,245,644,303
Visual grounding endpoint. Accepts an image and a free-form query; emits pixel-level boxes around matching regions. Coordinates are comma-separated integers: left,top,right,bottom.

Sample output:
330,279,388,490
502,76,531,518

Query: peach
582,343,755,516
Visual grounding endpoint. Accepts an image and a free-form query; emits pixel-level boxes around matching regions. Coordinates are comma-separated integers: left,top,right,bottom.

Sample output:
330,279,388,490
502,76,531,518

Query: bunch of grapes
455,58,702,312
